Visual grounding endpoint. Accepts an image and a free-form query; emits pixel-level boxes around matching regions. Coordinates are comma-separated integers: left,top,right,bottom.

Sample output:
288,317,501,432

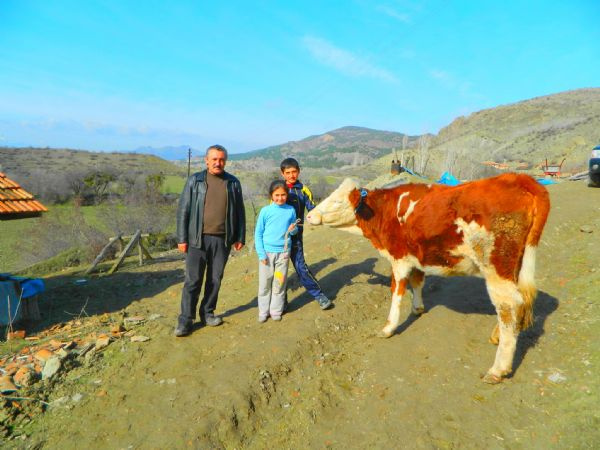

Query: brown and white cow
306,173,550,383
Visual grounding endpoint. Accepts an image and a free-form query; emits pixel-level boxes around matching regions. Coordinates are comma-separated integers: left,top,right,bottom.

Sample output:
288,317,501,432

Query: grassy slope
0,147,183,177
429,88,600,171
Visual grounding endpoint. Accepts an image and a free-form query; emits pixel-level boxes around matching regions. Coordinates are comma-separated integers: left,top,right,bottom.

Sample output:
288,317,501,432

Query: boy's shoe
316,294,332,310
271,315,282,321
174,325,191,337
258,316,268,323
205,315,223,327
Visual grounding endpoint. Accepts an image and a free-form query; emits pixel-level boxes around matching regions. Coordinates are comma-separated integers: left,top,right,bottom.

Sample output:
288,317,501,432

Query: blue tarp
437,171,461,186
537,178,557,185
0,274,45,299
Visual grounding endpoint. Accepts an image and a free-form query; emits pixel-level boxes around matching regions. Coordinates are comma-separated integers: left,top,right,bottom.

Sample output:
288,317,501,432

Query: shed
0,172,48,220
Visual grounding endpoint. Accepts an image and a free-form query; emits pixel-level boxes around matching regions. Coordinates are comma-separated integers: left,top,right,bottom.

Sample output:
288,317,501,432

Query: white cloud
302,36,397,83
376,5,411,23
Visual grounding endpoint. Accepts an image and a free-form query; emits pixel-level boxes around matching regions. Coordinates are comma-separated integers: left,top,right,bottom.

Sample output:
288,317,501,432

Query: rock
14,367,34,387
49,339,63,349
148,313,162,321
34,348,53,362
71,393,84,403
580,225,593,233
0,375,17,393
110,324,125,335
41,357,62,380
547,372,567,383
124,316,145,326
49,396,68,409
130,335,150,342
7,330,26,340
55,348,70,360
76,342,95,357
95,336,111,350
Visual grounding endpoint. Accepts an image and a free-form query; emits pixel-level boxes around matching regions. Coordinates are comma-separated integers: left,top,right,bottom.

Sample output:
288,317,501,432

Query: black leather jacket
176,170,246,248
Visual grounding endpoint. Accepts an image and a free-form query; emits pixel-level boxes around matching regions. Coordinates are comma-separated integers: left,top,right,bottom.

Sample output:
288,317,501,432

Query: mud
4,179,600,448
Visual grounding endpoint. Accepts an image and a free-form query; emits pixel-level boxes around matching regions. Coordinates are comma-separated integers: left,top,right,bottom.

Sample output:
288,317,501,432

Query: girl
254,180,298,322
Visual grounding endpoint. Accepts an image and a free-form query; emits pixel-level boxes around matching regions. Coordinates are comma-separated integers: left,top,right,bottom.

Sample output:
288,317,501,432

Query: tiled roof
0,172,48,216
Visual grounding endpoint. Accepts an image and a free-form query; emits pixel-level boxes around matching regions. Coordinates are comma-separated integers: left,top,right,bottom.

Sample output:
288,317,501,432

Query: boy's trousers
290,237,323,299
258,251,290,318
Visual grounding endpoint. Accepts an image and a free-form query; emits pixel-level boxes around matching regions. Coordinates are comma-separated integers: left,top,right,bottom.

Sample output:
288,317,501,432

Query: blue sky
0,1,598,153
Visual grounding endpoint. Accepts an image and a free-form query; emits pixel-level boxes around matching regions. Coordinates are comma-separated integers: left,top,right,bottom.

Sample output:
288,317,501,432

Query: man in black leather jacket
174,144,245,336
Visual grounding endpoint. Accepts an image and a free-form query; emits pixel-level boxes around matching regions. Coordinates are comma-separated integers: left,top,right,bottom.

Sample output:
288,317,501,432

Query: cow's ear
355,202,374,220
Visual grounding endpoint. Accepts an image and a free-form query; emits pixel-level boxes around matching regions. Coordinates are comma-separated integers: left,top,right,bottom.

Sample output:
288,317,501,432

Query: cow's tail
517,182,550,330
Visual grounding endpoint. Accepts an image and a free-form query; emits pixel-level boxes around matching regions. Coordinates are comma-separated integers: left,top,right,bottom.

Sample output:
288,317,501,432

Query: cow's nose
306,210,321,225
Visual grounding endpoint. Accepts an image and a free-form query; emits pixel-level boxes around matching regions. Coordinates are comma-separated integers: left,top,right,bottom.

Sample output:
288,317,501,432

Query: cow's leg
408,269,425,316
483,278,522,384
489,324,500,345
378,276,408,338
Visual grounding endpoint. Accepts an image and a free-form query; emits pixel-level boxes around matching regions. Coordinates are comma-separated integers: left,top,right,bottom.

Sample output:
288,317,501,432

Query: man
175,144,245,337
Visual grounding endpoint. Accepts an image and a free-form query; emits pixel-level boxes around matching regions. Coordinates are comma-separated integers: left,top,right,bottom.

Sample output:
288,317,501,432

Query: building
0,172,48,220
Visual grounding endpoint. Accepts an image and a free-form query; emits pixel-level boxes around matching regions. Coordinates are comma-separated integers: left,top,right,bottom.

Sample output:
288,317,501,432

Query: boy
280,157,332,310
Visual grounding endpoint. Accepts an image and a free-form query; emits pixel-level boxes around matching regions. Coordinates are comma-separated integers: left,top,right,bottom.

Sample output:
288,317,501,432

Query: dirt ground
3,178,600,448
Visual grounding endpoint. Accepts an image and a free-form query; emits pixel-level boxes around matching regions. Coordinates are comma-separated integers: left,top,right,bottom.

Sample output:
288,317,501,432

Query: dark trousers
178,235,230,327
290,236,323,299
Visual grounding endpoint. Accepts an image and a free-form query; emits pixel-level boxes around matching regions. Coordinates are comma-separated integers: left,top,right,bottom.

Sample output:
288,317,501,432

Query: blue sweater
255,203,297,260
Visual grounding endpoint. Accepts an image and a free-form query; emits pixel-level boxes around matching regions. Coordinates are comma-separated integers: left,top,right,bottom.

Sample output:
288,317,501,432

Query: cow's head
306,178,363,233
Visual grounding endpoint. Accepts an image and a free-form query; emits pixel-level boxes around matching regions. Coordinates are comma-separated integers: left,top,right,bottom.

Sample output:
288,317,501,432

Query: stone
13,367,33,387
547,372,567,383
34,348,53,362
110,324,126,335
0,375,17,393
95,336,111,350
130,335,150,342
124,316,145,326
49,339,63,349
7,330,26,340
55,348,70,360
49,396,68,409
71,393,84,403
41,357,62,380
148,313,162,321
580,225,593,233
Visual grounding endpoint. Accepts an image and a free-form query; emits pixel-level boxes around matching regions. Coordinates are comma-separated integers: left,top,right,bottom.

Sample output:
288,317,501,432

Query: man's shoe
316,294,332,310
174,325,191,337
205,315,224,327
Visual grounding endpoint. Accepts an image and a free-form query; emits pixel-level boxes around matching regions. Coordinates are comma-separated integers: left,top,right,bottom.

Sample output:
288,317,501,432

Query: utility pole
187,148,192,177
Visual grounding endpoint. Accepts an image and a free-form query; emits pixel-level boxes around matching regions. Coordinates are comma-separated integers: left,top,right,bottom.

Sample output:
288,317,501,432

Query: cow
306,173,550,383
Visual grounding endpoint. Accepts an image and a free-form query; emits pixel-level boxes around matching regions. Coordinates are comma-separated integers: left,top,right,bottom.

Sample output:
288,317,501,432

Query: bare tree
415,135,431,175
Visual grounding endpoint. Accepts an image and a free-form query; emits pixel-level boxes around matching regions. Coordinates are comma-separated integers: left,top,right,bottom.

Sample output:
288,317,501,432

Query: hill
0,147,183,178
229,126,421,168
427,88,600,174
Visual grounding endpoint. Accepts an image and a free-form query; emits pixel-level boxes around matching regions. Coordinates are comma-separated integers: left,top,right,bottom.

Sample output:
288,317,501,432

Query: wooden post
85,234,122,275
138,240,144,266
109,230,142,274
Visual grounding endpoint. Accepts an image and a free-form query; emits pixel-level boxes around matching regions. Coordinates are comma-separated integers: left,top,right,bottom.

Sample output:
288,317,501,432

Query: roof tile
0,173,48,216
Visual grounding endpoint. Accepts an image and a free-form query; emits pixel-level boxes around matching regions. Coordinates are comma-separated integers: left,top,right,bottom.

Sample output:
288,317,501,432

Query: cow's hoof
412,307,425,316
481,372,503,384
377,329,394,338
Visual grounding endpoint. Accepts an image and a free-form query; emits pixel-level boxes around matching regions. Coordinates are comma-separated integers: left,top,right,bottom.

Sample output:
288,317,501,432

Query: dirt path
8,180,600,448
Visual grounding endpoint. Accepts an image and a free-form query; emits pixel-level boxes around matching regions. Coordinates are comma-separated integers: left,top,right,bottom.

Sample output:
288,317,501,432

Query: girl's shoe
258,316,268,323
271,315,282,321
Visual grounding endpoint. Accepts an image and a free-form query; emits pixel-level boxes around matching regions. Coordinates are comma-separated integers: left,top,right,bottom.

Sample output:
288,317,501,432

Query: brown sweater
202,172,227,234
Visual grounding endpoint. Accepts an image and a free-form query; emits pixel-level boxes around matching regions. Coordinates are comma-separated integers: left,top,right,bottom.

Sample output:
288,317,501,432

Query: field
0,177,598,447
